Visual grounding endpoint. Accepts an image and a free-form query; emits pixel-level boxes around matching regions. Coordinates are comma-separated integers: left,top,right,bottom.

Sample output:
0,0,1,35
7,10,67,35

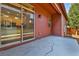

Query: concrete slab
0,36,79,56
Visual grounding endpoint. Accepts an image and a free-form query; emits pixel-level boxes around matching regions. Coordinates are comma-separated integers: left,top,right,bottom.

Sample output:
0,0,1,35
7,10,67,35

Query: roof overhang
53,3,68,20
32,3,67,20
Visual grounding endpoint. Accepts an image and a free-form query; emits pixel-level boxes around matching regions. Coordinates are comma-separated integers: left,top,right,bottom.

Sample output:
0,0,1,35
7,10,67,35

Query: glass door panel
23,10,34,41
1,5,22,45
0,4,1,46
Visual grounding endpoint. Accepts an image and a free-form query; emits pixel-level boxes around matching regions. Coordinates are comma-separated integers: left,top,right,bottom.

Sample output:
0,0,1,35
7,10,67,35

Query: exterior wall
51,14,66,36
33,4,51,38
33,4,67,37
51,3,67,36
51,14,62,36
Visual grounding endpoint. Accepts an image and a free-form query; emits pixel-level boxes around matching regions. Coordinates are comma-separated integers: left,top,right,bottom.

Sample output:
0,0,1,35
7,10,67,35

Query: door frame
0,3,35,48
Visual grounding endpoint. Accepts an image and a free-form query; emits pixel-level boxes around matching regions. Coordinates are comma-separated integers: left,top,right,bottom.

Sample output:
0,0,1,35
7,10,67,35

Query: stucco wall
51,14,62,36
33,4,51,38
51,14,66,36
33,4,67,37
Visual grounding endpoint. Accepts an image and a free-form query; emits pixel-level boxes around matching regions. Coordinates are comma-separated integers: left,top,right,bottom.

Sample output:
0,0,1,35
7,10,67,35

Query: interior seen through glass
0,4,34,45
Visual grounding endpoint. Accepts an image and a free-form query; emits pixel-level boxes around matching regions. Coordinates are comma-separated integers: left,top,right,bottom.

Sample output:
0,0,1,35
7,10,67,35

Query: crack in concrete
44,41,54,56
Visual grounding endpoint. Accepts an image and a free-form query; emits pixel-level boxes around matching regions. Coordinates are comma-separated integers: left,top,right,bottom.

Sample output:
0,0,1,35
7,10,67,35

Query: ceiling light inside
4,15,9,17
15,17,19,19
29,20,32,23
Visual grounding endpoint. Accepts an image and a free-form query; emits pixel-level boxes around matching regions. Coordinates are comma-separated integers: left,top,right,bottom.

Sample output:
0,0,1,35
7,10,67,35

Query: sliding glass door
0,4,1,46
22,9,34,41
0,3,34,47
0,5,22,45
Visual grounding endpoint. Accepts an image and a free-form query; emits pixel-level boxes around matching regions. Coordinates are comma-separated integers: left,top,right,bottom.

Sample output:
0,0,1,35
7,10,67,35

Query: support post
61,14,64,37
21,7,24,42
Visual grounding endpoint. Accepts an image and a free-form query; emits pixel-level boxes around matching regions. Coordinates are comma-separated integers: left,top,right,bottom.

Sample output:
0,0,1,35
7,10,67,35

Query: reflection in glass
0,3,34,45
1,6,21,45
23,10,34,40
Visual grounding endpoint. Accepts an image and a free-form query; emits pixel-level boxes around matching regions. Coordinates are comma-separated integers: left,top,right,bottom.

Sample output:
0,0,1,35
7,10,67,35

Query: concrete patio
0,36,79,56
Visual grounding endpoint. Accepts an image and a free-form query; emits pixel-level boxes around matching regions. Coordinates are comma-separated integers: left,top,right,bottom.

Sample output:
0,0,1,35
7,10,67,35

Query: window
0,3,34,46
